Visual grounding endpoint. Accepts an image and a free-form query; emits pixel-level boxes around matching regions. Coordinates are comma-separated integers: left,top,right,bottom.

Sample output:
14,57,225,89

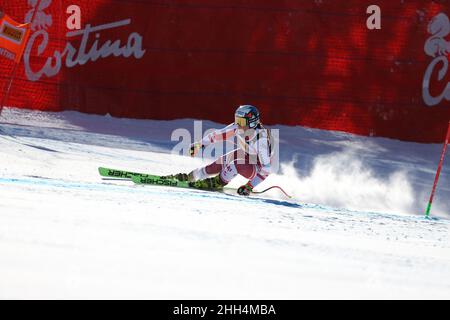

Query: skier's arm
200,123,237,147
189,124,237,157
249,145,271,189
238,159,271,196
239,132,272,194
238,163,271,196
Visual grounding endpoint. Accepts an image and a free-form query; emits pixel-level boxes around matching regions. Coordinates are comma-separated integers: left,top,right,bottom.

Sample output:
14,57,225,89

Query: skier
166,105,273,196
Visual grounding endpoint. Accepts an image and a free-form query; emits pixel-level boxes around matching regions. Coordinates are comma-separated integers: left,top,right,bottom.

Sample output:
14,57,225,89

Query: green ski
99,167,291,198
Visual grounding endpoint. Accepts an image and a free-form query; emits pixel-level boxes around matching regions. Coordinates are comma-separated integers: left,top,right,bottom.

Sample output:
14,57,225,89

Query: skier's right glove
189,142,204,157
237,183,253,196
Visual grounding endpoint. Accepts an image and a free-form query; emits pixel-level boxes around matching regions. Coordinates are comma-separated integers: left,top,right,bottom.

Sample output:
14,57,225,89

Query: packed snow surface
0,108,449,299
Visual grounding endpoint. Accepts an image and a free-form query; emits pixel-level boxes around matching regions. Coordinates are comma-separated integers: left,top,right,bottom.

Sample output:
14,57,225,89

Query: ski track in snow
0,108,449,299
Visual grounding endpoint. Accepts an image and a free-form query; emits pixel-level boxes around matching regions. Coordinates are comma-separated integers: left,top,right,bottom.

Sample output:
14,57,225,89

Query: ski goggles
235,116,248,127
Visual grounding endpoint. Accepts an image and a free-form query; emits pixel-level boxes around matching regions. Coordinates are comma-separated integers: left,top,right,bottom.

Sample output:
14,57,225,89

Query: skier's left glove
189,142,204,157
237,183,253,196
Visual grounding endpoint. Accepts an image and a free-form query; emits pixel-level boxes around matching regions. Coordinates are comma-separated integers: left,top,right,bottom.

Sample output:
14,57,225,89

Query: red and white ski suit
194,123,273,189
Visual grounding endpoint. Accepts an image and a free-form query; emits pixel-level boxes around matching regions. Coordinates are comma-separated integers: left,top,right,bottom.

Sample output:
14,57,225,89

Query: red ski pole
253,186,292,198
425,122,450,217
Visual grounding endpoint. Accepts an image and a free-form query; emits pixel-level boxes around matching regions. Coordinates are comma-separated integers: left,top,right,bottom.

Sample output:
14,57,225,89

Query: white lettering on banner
66,5,82,30
0,47,15,60
25,0,53,31
23,0,146,82
423,13,450,106
366,5,381,30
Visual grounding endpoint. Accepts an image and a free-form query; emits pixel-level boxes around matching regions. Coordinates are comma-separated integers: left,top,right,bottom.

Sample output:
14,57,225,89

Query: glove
237,183,253,196
189,142,203,157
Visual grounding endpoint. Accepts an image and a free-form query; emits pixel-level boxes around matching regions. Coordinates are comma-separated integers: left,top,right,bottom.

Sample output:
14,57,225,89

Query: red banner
0,0,449,142
0,13,30,63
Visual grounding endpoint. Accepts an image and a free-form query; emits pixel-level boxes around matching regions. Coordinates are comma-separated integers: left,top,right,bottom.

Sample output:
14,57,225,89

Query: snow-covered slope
0,108,449,299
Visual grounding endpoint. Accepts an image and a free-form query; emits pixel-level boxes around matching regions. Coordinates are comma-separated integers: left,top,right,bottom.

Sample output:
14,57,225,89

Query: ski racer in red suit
167,105,274,196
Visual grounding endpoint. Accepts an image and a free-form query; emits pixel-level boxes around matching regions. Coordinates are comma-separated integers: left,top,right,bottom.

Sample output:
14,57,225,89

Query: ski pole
252,186,292,198
224,186,292,198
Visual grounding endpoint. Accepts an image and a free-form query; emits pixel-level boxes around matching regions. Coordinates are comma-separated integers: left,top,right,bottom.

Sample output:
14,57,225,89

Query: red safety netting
0,0,449,142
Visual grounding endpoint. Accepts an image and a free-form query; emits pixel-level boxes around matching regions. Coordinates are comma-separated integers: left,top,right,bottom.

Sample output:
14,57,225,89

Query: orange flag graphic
0,13,31,63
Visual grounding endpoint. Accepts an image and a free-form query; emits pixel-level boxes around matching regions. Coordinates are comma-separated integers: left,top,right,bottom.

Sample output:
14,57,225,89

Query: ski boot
189,175,227,191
